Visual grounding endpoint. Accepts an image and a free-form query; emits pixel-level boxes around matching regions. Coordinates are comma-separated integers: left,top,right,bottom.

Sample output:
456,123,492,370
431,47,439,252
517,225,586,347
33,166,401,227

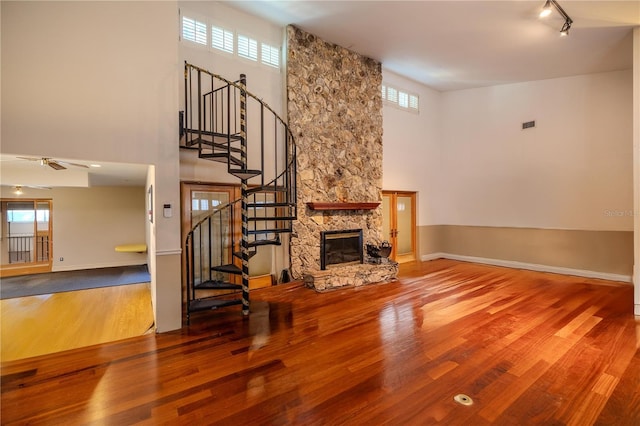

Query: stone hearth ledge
303,262,399,292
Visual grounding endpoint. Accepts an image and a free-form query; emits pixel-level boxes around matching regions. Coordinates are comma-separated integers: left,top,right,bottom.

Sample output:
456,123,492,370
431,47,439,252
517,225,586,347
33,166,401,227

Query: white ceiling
228,0,639,91
0,155,148,188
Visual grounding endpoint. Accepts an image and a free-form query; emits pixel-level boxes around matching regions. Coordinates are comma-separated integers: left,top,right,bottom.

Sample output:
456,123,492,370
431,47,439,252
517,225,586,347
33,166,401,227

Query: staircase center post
239,73,250,316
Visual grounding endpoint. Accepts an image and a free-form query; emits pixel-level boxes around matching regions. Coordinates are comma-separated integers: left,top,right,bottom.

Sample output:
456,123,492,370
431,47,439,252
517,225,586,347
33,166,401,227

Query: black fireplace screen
320,229,363,270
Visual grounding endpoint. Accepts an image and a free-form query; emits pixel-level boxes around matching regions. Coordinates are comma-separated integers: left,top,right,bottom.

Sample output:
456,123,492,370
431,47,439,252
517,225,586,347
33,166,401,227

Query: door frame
0,198,53,277
382,190,417,263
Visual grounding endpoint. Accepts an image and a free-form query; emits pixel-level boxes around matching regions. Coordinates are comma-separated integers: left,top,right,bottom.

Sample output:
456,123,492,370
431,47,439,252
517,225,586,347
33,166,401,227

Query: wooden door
180,182,274,294
382,191,416,263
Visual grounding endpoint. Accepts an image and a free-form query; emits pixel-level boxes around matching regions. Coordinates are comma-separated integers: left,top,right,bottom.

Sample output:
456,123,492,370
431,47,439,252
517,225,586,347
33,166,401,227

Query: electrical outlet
59,257,64,261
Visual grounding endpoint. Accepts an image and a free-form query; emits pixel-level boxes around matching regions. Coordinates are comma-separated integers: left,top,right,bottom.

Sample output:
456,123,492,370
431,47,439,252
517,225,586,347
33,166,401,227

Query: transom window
237,34,258,61
382,83,419,113
182,16,207,45
261,43,280,68
181,12,280,70
212,25,233,53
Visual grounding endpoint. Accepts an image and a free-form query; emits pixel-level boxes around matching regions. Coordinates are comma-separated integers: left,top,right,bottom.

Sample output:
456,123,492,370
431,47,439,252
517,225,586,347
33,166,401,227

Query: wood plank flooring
1,259,639,424
1,283,154,362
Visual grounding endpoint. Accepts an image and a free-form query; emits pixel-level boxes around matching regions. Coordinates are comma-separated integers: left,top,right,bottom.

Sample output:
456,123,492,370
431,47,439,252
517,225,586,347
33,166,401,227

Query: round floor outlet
454,394,474,406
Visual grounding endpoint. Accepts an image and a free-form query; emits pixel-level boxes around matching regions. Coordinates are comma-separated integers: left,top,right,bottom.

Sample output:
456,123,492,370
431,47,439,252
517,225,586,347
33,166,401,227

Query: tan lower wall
419,225,634,276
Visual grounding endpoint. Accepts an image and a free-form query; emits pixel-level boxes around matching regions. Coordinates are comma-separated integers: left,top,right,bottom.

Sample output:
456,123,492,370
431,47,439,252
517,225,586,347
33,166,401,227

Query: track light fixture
539,0,552,18
539,0,573,36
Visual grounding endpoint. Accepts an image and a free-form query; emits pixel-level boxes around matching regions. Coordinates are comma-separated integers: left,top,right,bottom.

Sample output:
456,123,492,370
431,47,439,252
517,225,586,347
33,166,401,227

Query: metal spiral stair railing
181,62,297,323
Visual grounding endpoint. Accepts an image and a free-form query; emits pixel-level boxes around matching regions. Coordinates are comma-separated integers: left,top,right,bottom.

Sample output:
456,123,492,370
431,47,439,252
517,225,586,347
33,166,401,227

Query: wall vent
522,120,536,130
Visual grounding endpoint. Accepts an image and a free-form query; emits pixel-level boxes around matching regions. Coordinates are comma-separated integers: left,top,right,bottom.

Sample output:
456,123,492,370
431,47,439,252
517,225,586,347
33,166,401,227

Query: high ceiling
228,0,639,91
2,1,637,189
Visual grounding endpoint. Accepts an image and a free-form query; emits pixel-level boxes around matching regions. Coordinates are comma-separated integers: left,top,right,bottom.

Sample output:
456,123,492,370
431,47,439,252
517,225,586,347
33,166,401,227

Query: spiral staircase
181,62,297,324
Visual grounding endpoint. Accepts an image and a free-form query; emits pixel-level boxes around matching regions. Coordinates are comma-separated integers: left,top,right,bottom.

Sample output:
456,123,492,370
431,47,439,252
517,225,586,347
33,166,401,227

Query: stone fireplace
286,25,398,291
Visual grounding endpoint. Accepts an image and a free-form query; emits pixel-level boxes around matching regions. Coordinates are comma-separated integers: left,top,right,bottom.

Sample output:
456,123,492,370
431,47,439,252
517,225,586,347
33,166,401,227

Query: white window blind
409,94,419,110
182,16,207,45
398,91,409,108
261,43,279,67
238,35,258,61
382,83,419,112
212,26,233,53
387,87,398,103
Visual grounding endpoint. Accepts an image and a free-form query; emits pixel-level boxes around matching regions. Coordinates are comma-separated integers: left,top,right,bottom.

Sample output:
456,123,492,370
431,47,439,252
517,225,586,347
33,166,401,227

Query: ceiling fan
16,157,89,171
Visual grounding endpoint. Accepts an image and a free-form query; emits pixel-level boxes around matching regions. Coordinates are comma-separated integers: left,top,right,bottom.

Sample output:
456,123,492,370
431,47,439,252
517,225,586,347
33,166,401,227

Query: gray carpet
0,265,151,299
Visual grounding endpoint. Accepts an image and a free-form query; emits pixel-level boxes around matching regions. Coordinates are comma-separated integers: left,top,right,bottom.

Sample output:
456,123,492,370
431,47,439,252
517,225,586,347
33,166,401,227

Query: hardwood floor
1,259,639,424
1,283,154,362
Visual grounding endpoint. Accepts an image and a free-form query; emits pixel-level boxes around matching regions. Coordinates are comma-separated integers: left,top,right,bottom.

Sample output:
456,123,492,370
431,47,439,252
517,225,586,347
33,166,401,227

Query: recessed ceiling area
228,0,639,91
0,154,149,188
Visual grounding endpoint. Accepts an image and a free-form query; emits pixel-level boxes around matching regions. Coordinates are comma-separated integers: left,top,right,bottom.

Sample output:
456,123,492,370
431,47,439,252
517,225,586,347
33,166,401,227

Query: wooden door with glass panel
382,191,416,263
181,184,239,291
180,183,275,295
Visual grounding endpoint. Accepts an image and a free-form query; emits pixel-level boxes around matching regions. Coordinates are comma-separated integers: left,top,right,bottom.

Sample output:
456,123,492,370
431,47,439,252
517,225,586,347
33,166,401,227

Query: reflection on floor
0,283,154,362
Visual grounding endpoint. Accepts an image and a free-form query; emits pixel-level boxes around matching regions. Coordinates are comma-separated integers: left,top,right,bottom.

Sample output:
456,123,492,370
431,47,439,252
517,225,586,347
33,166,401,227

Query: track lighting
539,0,573,36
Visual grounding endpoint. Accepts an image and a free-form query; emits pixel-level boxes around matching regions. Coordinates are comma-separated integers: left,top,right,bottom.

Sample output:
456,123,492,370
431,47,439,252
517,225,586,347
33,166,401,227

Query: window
382,83,419,112
237,35,258,61
261,43,280,68
212,25,233,53
398,91,409,108
182,16,207,45
7,210,49,223
387,86,398,103
180,11,281,70
409,94,419,110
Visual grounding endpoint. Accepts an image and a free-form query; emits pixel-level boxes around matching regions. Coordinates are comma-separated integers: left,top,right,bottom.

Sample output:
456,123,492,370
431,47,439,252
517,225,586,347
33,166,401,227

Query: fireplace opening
320,229,363,270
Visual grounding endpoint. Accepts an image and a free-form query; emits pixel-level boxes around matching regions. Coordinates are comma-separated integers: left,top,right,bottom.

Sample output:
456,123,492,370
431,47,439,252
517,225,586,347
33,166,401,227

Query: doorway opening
382,191,417,263
1,199,53,277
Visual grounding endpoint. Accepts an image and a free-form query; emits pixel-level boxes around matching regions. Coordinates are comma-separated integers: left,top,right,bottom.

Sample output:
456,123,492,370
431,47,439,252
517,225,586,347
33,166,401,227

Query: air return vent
522,120,536,130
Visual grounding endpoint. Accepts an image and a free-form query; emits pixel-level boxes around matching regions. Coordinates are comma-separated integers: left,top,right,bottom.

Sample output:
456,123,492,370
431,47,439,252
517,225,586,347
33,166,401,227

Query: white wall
51,187,146,270
1,1,182,331
382,69,442,226
439,70,634,231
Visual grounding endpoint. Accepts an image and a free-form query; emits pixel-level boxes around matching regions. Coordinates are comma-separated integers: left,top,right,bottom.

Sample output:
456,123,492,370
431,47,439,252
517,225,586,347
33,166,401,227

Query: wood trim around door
382,190,417,263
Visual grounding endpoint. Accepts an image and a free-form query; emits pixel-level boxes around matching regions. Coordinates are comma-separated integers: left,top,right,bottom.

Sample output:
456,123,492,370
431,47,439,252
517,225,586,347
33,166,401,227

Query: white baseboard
420,252,633,283
53,260,146,272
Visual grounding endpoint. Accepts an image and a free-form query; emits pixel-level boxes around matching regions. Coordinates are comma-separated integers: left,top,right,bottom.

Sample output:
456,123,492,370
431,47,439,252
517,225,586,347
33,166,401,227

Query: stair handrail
184,163,296,248
185,62,290,133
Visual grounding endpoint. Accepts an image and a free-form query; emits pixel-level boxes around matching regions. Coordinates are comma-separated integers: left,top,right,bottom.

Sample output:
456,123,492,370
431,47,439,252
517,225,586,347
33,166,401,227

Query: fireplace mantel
306,202,380,211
